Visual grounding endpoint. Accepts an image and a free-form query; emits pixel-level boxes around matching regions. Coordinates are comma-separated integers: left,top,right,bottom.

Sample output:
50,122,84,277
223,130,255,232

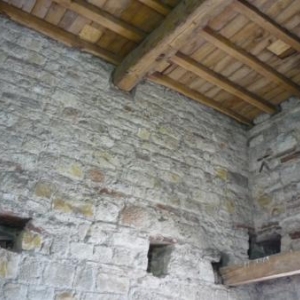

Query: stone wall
248,98,300,300
0,16,256,300
249,98,300,250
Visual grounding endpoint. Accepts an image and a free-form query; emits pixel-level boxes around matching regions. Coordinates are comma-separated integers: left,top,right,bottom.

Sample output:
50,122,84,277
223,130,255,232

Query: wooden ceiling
1,0,300,125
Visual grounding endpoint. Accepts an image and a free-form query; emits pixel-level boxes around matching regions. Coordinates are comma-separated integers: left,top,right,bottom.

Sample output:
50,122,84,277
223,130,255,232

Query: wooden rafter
52,0,146,42
170,53,277,114
138,0,171,16
0,2,121,65
232,0,300,53
113,0,233,92
221,251,300,286
148,73,252,125
200,28,300,97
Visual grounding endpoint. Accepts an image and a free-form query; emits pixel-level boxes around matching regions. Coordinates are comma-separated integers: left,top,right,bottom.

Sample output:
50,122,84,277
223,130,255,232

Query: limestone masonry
0,15,299,300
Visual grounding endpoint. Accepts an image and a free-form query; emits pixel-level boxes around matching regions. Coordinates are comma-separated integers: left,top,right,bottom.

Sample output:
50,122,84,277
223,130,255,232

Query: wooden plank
170,53,277,113
52,0,146,42
233,0,300,52
79,24,102,43
0,2,121,65
200,28,300,96
31,0,51,18
221,251,300,286
45,3,66,25
113,0,233,91
138,0,171,16
148,73,252,126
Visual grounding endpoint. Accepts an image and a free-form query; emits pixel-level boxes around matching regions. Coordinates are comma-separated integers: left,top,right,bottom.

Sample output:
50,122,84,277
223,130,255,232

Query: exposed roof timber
148,73,252,126
52,0,146,42
233,0,300,53
138,0,171,16
170,53,277,114
113,0,233,92
0,2,121,65
200,28,300,97
221,251,300,286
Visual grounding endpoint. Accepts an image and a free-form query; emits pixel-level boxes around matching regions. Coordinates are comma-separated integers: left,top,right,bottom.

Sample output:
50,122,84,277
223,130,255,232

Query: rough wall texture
0,16,256,300
249,98,300,299
249,98,300,249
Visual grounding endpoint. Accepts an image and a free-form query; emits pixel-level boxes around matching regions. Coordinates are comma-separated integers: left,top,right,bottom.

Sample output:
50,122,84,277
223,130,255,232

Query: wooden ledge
220,251,300,286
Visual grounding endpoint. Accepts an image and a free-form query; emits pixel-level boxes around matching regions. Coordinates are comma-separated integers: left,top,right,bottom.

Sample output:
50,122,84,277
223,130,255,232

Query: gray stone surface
5,14,300,300
249,98,300,299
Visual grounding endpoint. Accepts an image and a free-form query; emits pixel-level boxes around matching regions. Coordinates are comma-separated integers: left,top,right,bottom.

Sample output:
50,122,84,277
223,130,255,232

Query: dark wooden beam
170,53,277,114
138,0,171,16
113,0,233,91
0,2,122,65
148,73,252,126
53,0,146,42
200,28,300,97
232,0,300,53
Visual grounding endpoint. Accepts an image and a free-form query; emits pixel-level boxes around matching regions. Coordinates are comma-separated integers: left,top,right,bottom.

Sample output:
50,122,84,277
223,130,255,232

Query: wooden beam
53,0,145,42
113,0,233,92
221,251,300,286
148,73,252,126
200,28,300,97
232,0,300,53
0,2,121,65
170,53,277,114
138,0,171,16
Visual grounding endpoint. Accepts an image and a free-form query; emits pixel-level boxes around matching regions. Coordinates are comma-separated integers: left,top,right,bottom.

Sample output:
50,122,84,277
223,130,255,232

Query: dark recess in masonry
0,214,30,252
248,232,281,260
147,242,173,278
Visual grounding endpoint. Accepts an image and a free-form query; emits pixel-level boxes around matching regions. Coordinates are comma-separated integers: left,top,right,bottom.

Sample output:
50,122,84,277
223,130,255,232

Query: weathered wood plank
148,73,252,125
53,0,146,42
138,0,171,16
233,0,300,52
200,27,300,96
113,0,233,91
170,53,277,113
0,2,121,65
220,251,300,286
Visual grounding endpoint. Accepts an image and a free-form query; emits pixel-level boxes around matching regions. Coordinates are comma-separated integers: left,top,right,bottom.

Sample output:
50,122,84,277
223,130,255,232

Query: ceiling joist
0,2,121,65
138,0,171,16
170,53,278,113
200,28,300,97
148,73,252,126
113,0,233,92
221,251,300,286
232,0,300,53
52,0,146,42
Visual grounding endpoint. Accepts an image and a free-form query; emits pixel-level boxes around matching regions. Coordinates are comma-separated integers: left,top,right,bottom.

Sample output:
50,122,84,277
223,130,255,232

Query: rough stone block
0,249,20,279
3,283,28,300
43,262,75,288
96,273,129,294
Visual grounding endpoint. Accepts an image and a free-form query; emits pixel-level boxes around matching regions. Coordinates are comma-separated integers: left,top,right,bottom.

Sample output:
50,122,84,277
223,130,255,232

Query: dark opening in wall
248,233,281,260
212,261,223,284
0,214,30,252
211,253,228,284
147,240,173,277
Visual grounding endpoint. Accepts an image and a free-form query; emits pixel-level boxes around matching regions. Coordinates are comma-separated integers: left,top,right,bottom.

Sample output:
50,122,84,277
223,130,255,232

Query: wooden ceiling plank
200,28,300,97
113,0,234,92
171,53,277,114
31,0,51,18
220,251,300,286
45,3,66,25
233,0,300,52
52,0,146,42
0,2,122,65
148,73,252,126
138,0,171,16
